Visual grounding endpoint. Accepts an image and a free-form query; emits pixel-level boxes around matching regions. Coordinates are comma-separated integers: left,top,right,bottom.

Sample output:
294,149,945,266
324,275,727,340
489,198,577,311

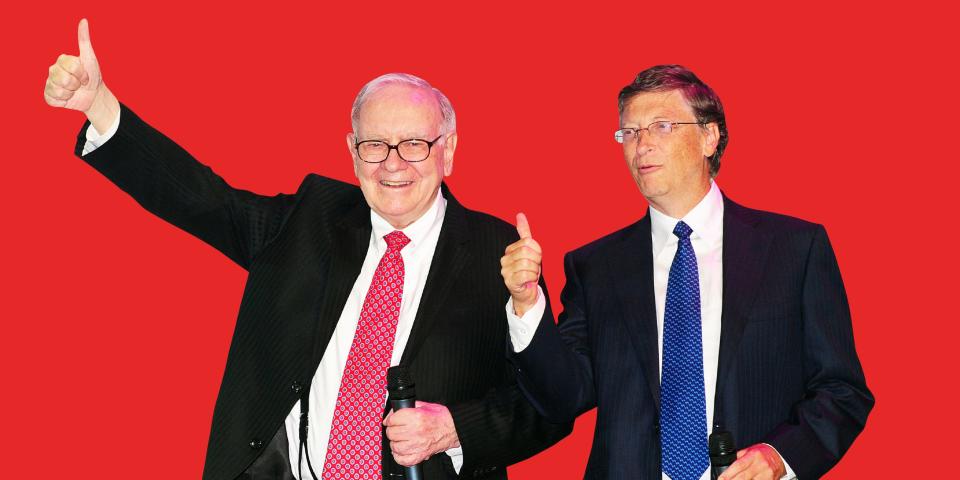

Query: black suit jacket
74,104,570,480
509,196,873,479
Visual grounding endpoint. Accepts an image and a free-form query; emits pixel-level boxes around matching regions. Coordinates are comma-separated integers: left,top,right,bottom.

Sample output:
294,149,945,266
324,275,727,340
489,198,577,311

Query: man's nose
634,129,655,154
382,148,408,172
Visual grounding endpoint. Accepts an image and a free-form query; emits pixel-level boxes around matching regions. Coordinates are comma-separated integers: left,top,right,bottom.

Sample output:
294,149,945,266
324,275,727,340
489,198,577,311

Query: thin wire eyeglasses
614,121,703,144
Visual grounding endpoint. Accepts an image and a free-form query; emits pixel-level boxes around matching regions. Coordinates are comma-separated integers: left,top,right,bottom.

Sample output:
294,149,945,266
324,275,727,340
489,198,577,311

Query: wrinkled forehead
620,89,695,125
356,84,442,138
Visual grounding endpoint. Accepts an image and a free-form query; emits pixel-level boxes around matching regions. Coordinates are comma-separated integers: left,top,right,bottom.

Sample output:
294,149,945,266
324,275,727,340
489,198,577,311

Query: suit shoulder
292,174,364,206
568,219,645,261
267,174,365,235
461,206,518,242
731,202,826,236
297,174,361,197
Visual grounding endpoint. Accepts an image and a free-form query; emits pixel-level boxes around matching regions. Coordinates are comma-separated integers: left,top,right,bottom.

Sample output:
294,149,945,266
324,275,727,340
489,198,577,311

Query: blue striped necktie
660,221,709,480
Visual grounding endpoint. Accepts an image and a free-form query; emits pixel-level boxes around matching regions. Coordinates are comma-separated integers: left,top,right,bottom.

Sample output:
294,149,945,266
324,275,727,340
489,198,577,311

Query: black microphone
387,366,422,480
709,430,737,479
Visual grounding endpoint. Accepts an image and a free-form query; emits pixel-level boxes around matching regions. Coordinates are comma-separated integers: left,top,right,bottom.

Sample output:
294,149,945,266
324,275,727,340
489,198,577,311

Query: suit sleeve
447,381,572,478
73,103,297,269
447,267,573,477
508,252,598,423
764,225,874,479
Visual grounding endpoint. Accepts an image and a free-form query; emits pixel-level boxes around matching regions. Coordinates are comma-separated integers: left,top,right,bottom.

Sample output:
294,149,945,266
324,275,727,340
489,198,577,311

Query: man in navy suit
500,65,872,479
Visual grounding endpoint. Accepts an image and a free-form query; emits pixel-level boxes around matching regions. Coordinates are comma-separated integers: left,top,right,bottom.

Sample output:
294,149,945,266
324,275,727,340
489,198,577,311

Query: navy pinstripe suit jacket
509,197,873,479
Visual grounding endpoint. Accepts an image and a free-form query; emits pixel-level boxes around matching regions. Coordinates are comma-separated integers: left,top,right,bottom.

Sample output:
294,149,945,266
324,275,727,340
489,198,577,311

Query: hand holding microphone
385,367,460,478
709,430,736,479
715,437,786,480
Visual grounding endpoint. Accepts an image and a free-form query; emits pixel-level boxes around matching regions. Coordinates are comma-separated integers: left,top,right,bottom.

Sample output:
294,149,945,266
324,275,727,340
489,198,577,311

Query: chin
638,186,670,202
379,205,412,219
635,181,659,196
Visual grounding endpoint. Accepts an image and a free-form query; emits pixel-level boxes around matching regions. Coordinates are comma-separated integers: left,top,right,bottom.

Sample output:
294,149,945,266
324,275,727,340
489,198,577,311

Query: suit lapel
607,214,661,410
310,200,371,369
715,196,772,421
400,184,472,367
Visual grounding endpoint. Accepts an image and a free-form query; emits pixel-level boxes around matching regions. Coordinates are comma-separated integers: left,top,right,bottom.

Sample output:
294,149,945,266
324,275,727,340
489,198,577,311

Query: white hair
350,73,457,135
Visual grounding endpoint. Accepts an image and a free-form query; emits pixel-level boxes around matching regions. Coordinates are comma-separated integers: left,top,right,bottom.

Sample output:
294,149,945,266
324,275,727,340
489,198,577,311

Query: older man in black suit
500,65,872,479
44,19,569,480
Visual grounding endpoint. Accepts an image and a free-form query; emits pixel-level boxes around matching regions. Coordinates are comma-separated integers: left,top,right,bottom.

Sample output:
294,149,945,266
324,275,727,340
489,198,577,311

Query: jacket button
291,381,303,394
653,424,660,435
249,439,264,449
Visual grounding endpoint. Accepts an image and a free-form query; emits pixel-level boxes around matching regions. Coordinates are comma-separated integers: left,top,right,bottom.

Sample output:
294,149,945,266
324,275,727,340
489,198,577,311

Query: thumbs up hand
44,19,118,132
500,213,542,316
45,19,101,112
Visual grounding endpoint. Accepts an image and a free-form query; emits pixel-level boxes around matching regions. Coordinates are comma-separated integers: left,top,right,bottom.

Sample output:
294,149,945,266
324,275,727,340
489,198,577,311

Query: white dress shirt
82,117,464,476
283,191,462,478
507,181,795,479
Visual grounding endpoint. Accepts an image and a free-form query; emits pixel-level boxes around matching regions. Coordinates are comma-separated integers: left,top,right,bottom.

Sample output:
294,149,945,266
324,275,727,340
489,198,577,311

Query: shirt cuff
505,286,546,353
445,446,463,474
81,107,121,156
761,443,797,479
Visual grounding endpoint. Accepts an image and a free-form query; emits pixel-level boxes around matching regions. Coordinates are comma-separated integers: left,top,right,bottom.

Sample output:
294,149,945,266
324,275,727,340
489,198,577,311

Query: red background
4,1,956,477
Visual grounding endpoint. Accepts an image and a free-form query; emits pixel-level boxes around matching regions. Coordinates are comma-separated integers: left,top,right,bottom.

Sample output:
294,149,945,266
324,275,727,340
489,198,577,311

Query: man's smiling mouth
380,180,414,188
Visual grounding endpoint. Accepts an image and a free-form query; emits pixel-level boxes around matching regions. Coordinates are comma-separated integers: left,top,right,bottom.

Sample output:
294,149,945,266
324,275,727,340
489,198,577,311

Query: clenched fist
500,213,542,317
384,401,460,467
44,19,118,133
718,444,787,480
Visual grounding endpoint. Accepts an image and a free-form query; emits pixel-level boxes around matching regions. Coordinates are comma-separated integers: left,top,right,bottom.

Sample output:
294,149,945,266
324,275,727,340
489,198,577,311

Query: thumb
77,18,97,80
516,212,532,239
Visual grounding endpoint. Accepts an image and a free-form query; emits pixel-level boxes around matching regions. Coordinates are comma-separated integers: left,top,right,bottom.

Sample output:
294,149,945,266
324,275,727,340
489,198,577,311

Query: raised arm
501,214,597,423
45,19,297,268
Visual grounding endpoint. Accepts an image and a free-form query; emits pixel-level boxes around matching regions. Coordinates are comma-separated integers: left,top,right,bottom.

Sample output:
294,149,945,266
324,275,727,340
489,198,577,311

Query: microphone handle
711,464,730,480
390,398,422,480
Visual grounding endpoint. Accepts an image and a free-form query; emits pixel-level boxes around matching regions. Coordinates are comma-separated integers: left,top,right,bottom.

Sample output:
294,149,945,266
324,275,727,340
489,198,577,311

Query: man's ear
347,132,360,178
442,132,458,176
701,122,720,159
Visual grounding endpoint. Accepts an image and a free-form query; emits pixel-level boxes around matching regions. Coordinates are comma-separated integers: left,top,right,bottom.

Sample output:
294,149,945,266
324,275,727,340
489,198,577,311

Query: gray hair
351,73,457,135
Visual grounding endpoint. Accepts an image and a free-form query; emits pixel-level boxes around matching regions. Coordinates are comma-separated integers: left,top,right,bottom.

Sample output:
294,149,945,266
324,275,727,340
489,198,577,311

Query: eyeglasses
614,121,703,144
355,135,444,163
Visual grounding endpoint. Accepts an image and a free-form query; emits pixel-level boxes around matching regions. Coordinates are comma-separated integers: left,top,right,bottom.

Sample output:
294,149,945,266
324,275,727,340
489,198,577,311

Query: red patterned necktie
322,230,410,479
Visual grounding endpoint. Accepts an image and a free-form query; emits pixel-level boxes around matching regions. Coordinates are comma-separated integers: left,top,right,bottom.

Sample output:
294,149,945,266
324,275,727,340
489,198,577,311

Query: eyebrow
356,132,436,142
621,110,689,125
622,116,671,126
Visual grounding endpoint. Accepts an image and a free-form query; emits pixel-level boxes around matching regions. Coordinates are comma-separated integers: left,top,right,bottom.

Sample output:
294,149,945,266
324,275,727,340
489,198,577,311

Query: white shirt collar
649,180,724,256
369,188,447,252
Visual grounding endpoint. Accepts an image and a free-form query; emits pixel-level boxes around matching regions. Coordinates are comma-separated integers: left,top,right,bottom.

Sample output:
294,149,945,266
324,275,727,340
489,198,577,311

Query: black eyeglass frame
354,135,445,163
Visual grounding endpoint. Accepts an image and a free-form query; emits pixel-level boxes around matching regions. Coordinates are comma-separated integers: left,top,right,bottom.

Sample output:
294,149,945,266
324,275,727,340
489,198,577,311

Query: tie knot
384,230,411,251
672,221,693,240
